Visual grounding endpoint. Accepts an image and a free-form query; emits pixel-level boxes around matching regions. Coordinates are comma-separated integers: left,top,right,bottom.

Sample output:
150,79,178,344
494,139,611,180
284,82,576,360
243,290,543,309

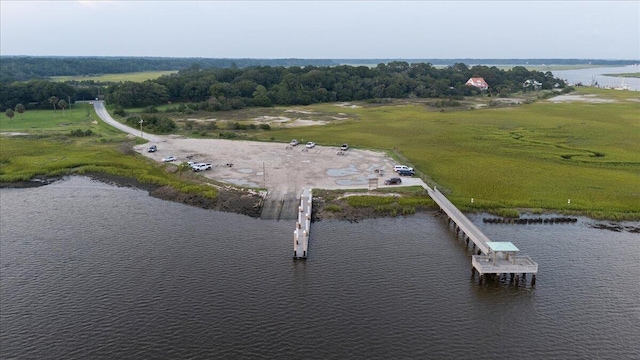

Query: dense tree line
1,62,566,111
104,62,565,109
0,80,76,110
2,56,636,84
0,56,336,83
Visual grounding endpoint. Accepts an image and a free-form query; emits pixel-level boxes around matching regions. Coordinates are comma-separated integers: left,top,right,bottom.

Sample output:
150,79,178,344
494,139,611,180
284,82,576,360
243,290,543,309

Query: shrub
324,204,342,212
259,124,271,130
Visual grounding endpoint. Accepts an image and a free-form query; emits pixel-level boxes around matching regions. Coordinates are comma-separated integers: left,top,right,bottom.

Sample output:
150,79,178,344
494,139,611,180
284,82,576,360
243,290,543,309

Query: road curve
93,101,162,143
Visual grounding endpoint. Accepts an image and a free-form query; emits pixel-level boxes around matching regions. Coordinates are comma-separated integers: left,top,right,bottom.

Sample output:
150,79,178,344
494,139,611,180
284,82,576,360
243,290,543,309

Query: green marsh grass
258,88,640,219
1,137,217,199
51,71,178,83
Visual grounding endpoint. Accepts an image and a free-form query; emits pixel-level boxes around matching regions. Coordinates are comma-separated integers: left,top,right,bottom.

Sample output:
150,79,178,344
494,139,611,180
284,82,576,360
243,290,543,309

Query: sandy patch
285,109,317,115
285,119,327,127
334,102,361,108
253,116,291,123
548,94,616,103
0,132,29,136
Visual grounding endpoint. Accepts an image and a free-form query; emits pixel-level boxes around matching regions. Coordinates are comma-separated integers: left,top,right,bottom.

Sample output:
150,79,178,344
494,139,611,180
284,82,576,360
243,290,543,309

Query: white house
523,79,543,89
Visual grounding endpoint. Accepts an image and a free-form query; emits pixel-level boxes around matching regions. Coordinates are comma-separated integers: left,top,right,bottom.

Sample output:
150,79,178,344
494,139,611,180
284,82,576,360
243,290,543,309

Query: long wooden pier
426,186,538,285
293,189,312,259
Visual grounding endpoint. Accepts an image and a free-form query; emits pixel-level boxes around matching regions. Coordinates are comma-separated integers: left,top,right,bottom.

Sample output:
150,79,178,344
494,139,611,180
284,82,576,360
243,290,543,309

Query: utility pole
139,119,144,139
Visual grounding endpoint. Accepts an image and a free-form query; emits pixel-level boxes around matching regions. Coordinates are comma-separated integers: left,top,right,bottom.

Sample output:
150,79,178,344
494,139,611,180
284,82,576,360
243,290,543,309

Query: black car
148,145,157,153
384,177,402,185
397,169,415,176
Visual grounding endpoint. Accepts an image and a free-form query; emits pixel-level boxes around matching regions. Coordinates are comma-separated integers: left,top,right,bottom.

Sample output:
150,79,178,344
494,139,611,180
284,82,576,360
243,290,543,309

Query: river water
552,65,640,91
1,177,639,359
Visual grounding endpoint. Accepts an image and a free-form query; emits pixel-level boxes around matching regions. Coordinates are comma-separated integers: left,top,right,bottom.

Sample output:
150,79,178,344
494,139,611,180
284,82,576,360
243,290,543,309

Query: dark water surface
1,177,639,359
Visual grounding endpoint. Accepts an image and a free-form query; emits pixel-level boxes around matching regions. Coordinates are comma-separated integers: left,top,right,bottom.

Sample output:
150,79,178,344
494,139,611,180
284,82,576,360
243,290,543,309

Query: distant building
523,79,543,89
465,77,489,90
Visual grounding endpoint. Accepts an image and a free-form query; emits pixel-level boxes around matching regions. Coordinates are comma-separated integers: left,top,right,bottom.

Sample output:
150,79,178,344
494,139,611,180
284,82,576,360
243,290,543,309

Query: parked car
147,145,157,153
384,177,402,185
306,142,316,148
398,169,415,176
193,163,212,171
162,156,177,162
340,144,349,151
393,165,413,172
290,139,299,146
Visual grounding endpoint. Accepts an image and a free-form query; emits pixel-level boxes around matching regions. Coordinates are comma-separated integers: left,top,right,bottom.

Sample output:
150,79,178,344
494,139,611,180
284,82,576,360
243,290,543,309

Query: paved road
93,101,162,143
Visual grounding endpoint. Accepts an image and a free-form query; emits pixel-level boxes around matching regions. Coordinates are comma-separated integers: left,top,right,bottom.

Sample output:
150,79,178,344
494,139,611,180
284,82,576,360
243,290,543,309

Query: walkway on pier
424,184,538,282
293,189,312,259
425,186,490,255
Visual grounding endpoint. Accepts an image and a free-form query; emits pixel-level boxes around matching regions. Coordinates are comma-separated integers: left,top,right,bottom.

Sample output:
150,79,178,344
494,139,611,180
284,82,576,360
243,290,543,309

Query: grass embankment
0,105,217,199
314,187,437,219
257,88,640,220
51,71,178,83
602,72,640,78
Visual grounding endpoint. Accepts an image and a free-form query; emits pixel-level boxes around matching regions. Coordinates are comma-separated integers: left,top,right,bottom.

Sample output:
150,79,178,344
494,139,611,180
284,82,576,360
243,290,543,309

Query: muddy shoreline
1,174,265,219
2,176,638,233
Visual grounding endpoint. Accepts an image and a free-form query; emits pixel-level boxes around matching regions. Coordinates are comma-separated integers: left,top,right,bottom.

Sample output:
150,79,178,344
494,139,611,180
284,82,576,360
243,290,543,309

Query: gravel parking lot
135,137,426,200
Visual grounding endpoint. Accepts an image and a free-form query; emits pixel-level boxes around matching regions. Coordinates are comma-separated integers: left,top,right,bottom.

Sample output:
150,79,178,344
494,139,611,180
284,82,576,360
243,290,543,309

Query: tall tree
5,108,15,121
49,96,58,112
14,103,25,120
57,99,67,117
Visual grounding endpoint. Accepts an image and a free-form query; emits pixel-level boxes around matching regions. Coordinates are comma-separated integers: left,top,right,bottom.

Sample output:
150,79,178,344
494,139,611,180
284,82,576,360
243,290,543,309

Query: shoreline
2,176,639,232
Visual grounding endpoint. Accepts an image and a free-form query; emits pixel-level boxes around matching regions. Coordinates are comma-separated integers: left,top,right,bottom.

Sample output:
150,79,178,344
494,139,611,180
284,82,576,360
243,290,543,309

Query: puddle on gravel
237,168,253,174
327,165,358,177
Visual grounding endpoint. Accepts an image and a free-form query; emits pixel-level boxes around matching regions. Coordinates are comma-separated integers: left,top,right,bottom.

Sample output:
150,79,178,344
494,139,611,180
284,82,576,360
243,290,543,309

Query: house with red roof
465,77,489,90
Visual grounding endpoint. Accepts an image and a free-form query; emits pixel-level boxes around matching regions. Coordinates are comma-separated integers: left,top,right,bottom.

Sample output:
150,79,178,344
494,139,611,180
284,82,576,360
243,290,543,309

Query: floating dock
426,186,538,285
293,189,312,259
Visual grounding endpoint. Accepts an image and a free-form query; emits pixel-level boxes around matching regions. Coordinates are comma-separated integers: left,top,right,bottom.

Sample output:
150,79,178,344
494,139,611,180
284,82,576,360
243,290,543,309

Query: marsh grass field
253,88,640,220
51,70,178,83
2,88,639,220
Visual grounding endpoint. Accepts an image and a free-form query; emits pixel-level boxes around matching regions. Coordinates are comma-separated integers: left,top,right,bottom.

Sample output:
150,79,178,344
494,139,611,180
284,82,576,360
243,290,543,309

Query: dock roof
487,241,519,252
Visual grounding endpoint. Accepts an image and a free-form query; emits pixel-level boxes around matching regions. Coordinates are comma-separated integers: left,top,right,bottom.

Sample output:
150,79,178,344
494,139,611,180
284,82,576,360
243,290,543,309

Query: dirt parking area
135,137,425,200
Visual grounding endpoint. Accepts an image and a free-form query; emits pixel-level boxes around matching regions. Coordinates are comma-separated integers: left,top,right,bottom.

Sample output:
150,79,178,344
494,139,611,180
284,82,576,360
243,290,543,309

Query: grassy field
51,70,178,83
1,103,119,135
0,105,217,198
250,88,640,220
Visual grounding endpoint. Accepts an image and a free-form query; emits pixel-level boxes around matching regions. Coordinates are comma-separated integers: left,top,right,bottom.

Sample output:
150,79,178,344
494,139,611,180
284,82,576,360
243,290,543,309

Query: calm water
552,66,640,91
1,177,639,359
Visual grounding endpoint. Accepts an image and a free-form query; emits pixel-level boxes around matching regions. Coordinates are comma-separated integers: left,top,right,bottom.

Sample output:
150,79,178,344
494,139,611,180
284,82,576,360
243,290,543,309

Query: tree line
104,62,566,109
2,56,636,83
0,56,336,83
1,61,567,111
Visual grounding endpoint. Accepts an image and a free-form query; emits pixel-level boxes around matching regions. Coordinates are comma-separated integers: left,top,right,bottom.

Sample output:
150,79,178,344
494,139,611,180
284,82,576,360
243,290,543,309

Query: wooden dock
425,186,538,285
293,189,312,259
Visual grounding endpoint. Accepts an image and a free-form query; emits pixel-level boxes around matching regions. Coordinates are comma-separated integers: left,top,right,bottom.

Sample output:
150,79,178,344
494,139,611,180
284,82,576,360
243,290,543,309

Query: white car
306,142,316,148
193,163,212,171
162,156,177,162
393,165,413,172
340,144,349,151
290,139,299,146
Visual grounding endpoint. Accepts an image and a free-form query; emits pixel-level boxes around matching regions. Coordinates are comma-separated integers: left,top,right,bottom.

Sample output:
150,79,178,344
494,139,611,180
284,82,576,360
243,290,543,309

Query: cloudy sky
1,0,638,59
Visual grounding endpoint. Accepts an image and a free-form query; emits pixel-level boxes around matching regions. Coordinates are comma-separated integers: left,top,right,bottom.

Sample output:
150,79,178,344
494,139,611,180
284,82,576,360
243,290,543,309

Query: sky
1,0,639,59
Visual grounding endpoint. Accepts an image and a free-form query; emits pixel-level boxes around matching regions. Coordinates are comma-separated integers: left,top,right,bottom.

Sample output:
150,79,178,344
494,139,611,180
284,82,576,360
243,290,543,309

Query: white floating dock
293,189,312,259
